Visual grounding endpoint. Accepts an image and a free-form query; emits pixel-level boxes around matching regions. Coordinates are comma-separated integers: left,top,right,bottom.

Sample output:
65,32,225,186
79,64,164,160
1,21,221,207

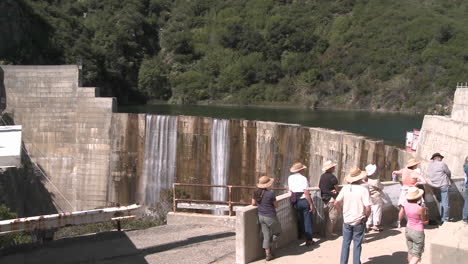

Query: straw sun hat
257,176,274,188
405,186,424,200
290,162,307,173
322,160,337,172
406,158,420,168
345,167,367,183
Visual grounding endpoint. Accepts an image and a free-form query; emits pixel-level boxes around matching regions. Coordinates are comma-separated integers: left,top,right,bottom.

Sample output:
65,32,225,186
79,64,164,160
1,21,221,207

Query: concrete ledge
167,212,236,229
430,222,468,263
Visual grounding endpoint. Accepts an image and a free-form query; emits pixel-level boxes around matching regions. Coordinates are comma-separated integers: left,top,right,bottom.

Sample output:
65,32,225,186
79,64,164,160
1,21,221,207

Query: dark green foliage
0,205,32,248
2,0,468,113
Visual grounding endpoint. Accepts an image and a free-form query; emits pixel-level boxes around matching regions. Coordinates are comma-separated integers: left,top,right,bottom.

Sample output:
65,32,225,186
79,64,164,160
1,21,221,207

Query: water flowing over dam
210,119,230,205
140,115,178,205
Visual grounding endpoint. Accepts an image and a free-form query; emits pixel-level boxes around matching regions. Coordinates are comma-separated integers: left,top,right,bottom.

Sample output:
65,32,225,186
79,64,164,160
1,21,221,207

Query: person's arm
365,205,371,218
392,168,403,175
273,200,278,208
304,189,315,213
334,190,344,212
418,206,429,225
444,163,451,179
251,198,257,206
334,199,342,212
398,207,405,227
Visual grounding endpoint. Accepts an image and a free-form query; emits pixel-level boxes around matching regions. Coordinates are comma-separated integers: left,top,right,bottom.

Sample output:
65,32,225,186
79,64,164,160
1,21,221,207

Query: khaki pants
324,198,339,236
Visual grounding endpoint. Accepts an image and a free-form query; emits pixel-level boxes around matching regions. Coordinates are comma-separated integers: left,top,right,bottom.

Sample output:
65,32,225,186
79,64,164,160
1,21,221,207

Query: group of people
251,153,468,263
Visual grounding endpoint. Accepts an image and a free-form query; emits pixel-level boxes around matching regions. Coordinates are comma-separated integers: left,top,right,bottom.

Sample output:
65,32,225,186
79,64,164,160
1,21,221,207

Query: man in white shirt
288,162,315,246
335,167,371,264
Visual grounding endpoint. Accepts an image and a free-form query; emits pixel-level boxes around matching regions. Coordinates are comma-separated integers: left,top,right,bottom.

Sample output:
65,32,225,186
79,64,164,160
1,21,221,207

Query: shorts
405,227,425,258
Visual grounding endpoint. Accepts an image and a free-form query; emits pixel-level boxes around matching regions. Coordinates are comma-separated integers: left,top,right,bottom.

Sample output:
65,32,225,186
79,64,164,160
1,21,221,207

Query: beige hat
345,167,367,183
406,186,424,200
257,176,274,188
406,158,420,168
322,160,337,172
290,162,307,173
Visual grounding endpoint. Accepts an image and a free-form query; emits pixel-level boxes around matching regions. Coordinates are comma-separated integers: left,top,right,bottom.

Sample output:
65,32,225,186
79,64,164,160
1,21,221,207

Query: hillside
1,0,468,113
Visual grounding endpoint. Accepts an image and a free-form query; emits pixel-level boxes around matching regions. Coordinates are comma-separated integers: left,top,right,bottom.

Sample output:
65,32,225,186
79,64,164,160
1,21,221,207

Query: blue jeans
340,222,365,264
463,184,468,223
295,199,313,241
434,186,450,222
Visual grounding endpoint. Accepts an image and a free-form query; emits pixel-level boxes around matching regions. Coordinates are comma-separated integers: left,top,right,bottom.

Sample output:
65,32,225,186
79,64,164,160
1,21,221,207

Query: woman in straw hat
251,176,282,261
392,159,427,222
398,187,429,264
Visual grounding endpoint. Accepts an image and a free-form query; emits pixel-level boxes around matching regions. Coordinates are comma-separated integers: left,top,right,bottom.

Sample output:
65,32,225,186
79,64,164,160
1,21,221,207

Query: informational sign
0,125,22,168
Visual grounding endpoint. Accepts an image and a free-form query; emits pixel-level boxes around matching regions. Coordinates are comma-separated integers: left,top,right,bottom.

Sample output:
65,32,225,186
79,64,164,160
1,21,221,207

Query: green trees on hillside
1,0,468,113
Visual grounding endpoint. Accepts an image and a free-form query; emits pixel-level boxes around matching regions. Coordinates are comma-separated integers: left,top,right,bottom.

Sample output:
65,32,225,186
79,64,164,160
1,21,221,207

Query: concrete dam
0,65,466,215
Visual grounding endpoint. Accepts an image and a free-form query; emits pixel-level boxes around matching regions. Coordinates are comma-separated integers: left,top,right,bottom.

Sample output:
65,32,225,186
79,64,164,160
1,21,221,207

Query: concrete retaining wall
1,65,115,211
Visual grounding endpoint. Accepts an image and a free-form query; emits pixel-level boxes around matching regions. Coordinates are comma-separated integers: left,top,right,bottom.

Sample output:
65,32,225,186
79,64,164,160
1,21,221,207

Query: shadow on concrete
364,229,401,243
364,251,407,264
0,230,235,264
273,238,324,259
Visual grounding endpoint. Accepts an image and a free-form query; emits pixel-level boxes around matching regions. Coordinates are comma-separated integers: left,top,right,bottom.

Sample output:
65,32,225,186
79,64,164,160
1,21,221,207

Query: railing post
228,186,233,216
173,183,176,213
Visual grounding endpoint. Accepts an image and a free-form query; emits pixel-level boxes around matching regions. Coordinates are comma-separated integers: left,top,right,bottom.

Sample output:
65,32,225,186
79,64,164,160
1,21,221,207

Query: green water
118,104,424,146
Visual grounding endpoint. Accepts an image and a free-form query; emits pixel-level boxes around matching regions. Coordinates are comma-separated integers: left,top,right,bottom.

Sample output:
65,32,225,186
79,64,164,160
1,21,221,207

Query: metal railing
172,183,287,216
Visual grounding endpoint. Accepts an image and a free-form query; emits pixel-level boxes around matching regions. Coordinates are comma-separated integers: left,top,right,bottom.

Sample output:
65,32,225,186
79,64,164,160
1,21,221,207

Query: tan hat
290,162,307,173
406,187,424,200
257,176,274,188
345,167,367,183
406,158,420,168
322,160,337,172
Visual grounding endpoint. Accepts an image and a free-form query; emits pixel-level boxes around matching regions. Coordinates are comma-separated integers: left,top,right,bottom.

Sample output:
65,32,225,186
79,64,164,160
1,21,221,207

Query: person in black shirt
319,160,339,237
252,176,281,261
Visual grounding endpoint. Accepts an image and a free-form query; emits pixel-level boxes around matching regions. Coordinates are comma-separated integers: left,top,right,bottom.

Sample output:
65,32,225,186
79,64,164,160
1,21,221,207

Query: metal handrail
172,183,287,216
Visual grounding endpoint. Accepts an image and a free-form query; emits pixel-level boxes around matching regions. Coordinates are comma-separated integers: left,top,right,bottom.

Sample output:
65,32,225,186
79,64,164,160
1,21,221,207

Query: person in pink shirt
398,187,429,264
392,159,427,211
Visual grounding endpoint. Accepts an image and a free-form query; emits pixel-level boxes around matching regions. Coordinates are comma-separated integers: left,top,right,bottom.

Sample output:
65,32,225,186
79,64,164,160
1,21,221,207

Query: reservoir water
119,104,424,146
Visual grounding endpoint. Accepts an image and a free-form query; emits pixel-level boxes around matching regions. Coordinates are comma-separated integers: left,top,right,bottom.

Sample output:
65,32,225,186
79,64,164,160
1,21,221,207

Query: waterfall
210,119,230,213
140,115,178,206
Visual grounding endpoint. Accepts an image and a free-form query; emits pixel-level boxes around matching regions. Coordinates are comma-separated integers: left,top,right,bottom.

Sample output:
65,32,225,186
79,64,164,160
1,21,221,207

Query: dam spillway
5,65,467,213
140,115,178,205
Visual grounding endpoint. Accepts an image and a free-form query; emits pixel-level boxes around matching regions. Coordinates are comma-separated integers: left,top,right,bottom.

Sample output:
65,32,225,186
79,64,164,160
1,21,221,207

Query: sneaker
372,226,383,232
305,240,315,246
266,254,274,261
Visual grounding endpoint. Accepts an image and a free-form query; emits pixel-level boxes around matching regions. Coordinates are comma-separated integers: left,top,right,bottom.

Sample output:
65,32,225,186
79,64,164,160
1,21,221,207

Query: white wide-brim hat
365,164,377,176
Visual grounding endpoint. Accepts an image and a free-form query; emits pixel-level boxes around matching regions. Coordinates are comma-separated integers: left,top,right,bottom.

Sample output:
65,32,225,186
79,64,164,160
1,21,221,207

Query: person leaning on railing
251,176,282,261
392,158,427,227
288,162,315,246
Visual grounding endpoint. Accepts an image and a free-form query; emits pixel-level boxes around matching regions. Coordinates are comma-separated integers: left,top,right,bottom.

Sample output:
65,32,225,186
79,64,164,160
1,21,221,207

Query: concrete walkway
252,226,439,264
0,224,235,264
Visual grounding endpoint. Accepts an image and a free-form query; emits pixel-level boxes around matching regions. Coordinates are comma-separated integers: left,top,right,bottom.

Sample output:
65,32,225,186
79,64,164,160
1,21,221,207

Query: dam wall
135,115,413,207
1,65,115,211
416,87,468,178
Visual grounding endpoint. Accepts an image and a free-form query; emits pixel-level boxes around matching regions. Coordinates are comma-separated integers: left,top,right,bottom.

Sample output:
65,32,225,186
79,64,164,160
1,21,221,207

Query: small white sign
0,125,22,168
